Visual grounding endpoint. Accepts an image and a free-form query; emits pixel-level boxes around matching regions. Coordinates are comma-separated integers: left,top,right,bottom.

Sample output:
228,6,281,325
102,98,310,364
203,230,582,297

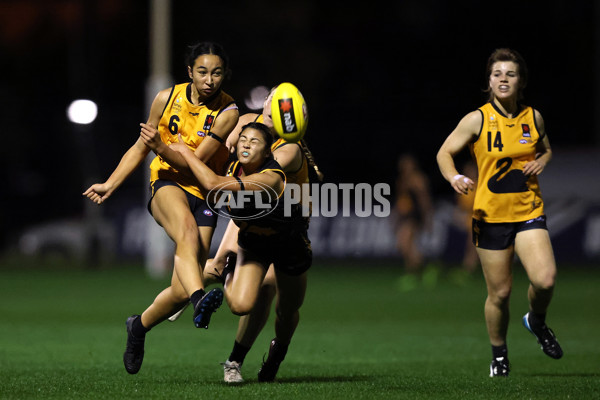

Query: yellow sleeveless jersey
272,138,309,187
271,137,311,221
149,83,236,199
469,103,544,223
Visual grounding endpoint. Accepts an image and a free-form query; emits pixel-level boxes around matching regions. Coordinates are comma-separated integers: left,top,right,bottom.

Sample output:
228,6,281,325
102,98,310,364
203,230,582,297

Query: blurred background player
393,153,434,290
84,41,239,374
436,48,563,377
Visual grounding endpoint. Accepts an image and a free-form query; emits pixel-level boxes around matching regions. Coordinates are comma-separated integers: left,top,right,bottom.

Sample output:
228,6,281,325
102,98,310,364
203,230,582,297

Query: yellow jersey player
84,42,239,375
437,48,562,378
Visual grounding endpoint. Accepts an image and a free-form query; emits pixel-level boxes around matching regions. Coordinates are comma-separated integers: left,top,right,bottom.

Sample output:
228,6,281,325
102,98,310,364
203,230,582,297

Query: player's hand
169,134,190,154
523,159,545,176
451,174,475,195
139,122,164,154
82,183,113,205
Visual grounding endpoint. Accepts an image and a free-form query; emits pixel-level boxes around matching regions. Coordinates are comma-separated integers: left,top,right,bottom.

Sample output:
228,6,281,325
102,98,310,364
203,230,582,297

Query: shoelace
221,362,242,373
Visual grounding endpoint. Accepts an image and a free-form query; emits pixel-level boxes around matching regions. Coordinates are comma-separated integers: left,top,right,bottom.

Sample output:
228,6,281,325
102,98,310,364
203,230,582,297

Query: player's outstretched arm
171,136,283,197
83,137,149,205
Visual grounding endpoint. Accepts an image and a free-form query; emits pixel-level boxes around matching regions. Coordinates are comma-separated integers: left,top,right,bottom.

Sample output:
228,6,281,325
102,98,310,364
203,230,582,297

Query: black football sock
228,341,251,364
492,344,508,360
268,338,289,362
529,312,547,329
132,315,150,337
190,289,206,308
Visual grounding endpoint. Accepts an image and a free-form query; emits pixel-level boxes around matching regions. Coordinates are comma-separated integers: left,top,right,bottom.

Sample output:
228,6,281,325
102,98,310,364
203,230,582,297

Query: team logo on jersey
173,97,182,113
197,131,206,137
489,114,498,130
203,209,213,217
521,124,531,137
519,139,528,144
203,115,215,131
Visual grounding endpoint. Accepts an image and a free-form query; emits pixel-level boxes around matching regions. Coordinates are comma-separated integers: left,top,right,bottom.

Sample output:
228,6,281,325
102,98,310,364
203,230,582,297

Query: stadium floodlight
244,85,270,110
67,99,98,125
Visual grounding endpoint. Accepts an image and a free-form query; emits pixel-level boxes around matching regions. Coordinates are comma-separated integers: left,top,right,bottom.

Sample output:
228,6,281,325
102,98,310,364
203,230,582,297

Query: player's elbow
436,146,449,164
436,149,449,171
204,175,220,191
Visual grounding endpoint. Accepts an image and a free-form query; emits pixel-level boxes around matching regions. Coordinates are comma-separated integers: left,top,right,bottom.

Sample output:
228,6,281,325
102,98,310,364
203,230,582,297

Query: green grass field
1,258,599,399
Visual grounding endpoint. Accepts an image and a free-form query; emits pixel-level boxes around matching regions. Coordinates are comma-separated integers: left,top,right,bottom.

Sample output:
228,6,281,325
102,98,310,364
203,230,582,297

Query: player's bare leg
516,229,563,359
477,246,513,377
168,224,218,322
257,270,307,382
223,268,277,383
224,251,268,316
124,188,217,374
237,267,277,346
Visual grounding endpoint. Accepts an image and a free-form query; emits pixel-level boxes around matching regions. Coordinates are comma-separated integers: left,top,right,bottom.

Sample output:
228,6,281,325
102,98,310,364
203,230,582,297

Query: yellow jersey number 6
168,115,180,135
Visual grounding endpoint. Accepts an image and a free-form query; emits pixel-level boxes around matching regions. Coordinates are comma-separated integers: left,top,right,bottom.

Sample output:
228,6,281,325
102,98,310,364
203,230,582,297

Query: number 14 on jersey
487,131,504,152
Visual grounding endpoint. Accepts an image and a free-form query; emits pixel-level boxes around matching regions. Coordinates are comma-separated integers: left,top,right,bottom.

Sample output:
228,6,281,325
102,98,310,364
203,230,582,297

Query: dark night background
0,0,597,253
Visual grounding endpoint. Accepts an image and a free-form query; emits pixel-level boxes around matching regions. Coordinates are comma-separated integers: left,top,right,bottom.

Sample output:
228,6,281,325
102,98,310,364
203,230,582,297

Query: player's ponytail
299,139,323,184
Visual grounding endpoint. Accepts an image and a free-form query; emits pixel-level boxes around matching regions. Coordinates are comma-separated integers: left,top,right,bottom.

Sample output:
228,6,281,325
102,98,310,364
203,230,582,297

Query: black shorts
148,179,218,228
472,215,548,250
238,230,312,276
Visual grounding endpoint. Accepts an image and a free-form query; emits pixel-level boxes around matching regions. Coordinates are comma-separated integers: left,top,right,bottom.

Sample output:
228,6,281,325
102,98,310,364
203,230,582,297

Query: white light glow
67,99,98,124
244,86,269,110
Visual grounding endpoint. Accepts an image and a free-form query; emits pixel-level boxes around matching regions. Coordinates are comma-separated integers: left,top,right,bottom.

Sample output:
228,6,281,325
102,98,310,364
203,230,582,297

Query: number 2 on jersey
487,131,504,152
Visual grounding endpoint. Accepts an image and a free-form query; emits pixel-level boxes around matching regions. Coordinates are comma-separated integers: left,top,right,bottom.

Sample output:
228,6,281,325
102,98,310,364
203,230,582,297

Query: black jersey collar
490,101,524,119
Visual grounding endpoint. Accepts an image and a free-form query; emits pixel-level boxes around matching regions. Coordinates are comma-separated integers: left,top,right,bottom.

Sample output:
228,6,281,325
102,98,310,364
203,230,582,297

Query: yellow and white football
270,82,308,143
